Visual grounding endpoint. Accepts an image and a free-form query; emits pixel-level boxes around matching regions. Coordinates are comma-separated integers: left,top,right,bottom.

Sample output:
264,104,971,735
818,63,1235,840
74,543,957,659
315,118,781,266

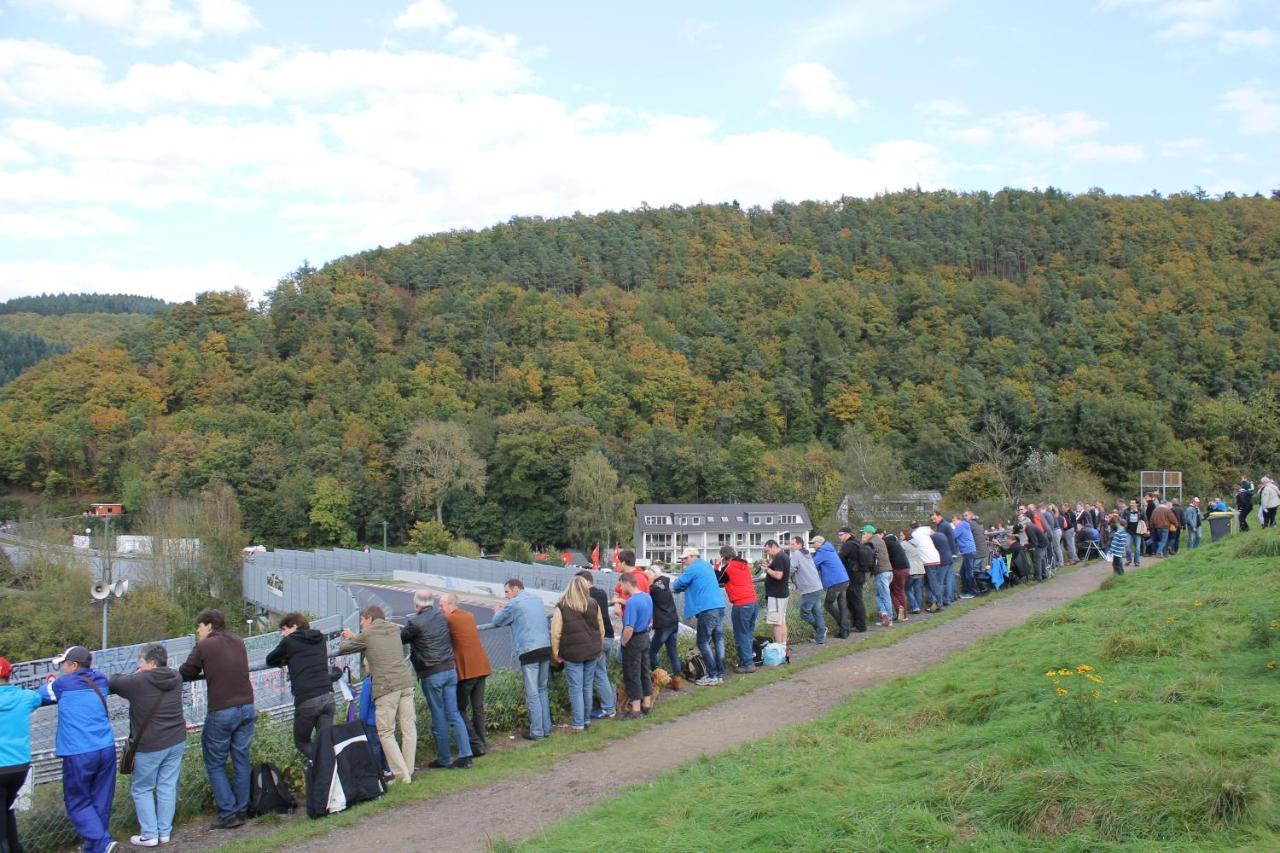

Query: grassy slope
522,535,1280,852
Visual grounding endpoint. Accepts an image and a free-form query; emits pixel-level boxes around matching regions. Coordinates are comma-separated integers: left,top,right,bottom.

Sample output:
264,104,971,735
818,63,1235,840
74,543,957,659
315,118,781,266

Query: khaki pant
374,687,417,782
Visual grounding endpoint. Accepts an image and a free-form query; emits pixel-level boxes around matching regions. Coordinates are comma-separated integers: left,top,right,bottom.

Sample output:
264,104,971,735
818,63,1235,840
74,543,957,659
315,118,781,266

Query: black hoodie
265,628,333,704
109,666,187,753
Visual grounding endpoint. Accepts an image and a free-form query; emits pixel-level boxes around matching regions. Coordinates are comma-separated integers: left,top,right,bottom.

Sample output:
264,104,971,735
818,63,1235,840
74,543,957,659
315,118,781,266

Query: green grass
211,572,1033,852
520,536,1280,852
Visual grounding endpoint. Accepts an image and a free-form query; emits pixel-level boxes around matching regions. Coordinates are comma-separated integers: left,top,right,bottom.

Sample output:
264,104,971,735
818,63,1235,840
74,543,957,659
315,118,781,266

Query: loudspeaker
112,579,129,598
91,581,111,600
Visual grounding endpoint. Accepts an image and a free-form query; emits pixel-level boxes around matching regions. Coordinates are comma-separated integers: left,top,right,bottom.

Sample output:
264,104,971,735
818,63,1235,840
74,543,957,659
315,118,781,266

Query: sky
0,0,1277,303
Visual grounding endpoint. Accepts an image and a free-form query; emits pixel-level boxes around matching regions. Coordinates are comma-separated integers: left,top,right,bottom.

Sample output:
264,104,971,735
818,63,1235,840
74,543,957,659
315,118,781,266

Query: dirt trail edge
289,559,1134,853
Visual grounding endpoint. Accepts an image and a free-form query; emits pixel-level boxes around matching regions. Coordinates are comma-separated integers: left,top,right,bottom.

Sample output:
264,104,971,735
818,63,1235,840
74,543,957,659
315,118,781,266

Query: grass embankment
523,534,1280,851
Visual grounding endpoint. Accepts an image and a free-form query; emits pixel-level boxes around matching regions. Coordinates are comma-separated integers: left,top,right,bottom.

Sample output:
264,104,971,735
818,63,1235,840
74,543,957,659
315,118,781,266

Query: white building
633,502,812,565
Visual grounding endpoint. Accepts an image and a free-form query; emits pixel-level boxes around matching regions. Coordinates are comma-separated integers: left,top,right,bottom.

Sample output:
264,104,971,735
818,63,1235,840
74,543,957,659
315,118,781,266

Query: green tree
407,519,453,554
395,420,486,524
564,450,634,550
309,475,358,547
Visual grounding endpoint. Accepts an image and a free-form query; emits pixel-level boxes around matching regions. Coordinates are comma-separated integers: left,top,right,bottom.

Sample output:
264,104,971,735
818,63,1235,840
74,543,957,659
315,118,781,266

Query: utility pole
381,520,389,551
100,516,113,650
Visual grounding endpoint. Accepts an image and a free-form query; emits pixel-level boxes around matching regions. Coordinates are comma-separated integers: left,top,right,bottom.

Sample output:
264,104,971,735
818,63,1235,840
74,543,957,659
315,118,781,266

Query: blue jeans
63,746,116,852
960,553,978,595
594,638,617,713
131,740,185,840
1128,532,1142,566
874,572,893,621
1154,528,1169,556
945,559,958,601
695,608,726,679
905,575,923,611
925,565,946,607
799,590,826,641
731,602,759,667
1187,526,1200,549
649,625,682,677
202,702,255,819
520,660,552,738
420,669,473,764
562,658,596,729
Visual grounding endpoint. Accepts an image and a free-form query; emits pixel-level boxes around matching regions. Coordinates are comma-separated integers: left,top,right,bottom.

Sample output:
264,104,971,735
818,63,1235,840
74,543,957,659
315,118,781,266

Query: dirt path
283,557,1140,852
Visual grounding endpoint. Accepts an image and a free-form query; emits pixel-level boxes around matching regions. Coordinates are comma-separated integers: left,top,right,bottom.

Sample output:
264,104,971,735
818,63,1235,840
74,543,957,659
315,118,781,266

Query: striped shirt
1108,529,1129,558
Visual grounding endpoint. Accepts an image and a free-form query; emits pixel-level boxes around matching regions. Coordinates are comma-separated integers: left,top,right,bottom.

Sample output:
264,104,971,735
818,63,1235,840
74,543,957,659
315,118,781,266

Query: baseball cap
837,527,853,536
861,524,877,534
680,547,701,560
0,657,11,678
52,646,92,667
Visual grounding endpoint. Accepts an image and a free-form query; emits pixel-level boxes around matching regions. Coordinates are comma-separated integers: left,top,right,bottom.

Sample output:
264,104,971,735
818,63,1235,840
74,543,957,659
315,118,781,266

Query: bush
500,538,534,563
407,519,453,554
1235,529,1280,559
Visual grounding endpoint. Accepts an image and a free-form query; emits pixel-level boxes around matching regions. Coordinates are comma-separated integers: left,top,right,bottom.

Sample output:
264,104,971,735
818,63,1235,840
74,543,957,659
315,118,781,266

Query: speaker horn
90,581,111,600
112,579,129,598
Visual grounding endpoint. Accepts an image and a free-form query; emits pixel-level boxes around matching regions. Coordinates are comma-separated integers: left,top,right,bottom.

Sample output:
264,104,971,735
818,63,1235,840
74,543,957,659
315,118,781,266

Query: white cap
680,547,701,560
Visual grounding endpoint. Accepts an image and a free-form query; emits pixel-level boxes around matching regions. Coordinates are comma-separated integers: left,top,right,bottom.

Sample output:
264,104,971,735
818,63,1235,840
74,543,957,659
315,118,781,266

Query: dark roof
635,503,811,534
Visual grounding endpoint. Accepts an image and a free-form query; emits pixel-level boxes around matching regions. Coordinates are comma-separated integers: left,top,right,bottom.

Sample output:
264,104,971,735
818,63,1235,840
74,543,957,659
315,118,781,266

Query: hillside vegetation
0,190,1278,548
0,314,155,385
0,293,171,315
522,534,1280,851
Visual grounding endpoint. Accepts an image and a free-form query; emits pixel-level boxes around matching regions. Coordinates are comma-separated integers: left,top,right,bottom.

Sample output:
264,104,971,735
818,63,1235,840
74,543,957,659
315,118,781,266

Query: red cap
0,657,12,679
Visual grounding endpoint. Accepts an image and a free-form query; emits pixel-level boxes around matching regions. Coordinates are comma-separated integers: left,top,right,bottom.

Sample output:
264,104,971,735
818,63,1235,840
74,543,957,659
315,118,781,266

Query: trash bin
1207,512,1233,542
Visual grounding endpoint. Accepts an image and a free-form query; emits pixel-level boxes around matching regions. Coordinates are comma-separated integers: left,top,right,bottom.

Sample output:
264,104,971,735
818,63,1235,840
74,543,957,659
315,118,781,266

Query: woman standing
900,530,926,615
882,533,912,623
550,575,605,732
0,656,43,853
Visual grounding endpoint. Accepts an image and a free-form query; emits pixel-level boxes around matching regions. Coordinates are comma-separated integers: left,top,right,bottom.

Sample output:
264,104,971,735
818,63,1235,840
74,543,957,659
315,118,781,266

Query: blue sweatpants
63,746,116,852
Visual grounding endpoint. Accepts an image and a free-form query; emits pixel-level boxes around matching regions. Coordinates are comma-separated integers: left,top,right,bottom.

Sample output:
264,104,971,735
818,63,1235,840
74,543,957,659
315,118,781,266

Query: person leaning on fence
402,591,473,770
672,547,727,686
40,645,118,853
812,535,851,639
788,536,826,643
719,546,759,674
762,539,790,651
265,613,335,762
617,572,654,719
551,576,605,732
109,643,187,848
646,563,683,681
577,570,618,720
835,527,867,633
339,606,417,783
492,578,554,740
0,655,43,853
440,593,492,757
180,609,255,829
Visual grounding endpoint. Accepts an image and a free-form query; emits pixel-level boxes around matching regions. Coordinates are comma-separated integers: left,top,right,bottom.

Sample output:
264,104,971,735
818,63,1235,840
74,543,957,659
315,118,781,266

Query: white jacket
910,527,941,565
1261,481,1280,510
901,540,927,575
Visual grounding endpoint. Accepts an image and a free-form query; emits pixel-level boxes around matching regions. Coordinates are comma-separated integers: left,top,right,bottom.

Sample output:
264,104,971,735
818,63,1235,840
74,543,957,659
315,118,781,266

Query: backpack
306,720,385,818
682,650,707,681
751,636,770,665
249,762,297,816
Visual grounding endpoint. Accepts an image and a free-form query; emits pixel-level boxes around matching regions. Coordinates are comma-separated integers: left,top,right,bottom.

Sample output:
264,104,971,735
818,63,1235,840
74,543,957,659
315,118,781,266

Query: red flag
610,545,620,568
590,543,600,570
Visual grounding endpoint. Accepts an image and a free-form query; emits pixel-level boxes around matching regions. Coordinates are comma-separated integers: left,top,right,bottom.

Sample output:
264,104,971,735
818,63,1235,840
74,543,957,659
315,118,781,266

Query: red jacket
722,558,757,606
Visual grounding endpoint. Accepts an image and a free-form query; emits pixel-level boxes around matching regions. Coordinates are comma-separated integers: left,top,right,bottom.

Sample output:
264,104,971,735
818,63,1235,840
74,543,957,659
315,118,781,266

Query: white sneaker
160,838,170,845
694,676,716,686
130,837,159,848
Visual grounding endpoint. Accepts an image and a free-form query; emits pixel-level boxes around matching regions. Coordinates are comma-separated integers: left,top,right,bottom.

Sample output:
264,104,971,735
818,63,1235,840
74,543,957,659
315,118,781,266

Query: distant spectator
1108,520,1129,576
577,570,618,721
719,546,759,674
1260,477,1279,528
440,593,492,757
1184,497,1203,549
863,527,894,628
899,528,926,615
339,605,418,778
110,643,187,848
613,550,649,600
762,540,790,651
491,579,554,739
812,535,851,638
618,572,654,718
835,527,868,633
645,565,682,681
1236,482,1254,532
883,531,911,622
403,591,472,769
265,612,333,761
1169,498,1185,554
1149,501,1176,557
909,523,942,611
932,512,959,602
551,576,606,733
41,646,117,851
672,547,727,685
788,537,826,644
181,609,255,828
927,523,953,607
1121,500,1144,567
952,514,978,599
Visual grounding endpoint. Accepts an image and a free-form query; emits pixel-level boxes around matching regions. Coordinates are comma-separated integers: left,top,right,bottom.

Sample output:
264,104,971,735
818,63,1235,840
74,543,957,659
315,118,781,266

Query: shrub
1235,529,1280,558
1043,664,1127,750
407,519,453,554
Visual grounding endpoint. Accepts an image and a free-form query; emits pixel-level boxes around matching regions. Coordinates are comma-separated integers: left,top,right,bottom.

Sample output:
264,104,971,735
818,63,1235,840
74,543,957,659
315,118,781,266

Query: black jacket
588,586,615,638
883,535,910,571
837,538,861,580
265,628,333,704
1024,523,1047,549
401,606,456,677
108,666,187,753
854,540,878,573
648,576,678,631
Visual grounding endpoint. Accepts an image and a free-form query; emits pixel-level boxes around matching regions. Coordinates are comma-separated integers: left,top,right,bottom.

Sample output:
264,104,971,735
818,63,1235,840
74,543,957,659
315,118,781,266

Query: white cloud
0,260,275,302
1218,27,1276,51
27,0,257,45
777,62,862,119
394,0,456,31
0,40,107,109
999,110,1105,148
920,98,970,117
1103,0,1250,43
1219,84,1280,134
0,207,135,239
791,0,950,54
948,126,995,144
1066,141,1146,162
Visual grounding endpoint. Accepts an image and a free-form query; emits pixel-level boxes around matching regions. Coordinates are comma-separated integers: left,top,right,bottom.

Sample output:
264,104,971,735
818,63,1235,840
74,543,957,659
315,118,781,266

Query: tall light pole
100,516,113,650
382,520,388,551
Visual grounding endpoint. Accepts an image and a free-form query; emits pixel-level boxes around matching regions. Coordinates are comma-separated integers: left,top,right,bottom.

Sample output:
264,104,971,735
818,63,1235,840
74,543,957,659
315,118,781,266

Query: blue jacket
937,520,958,557
357,675,376,726
0,685,43,766
953,520,976,555
492,590,551,655
930,530,953,564
671,558,726,618
812,542,848,589
41,669,115,757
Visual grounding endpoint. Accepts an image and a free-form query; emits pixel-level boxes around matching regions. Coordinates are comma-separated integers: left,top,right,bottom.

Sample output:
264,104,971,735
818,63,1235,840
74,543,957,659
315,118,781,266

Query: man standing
41,646,117,852
180,610,255,828
1022,512,1049,580
645,565,682,682
1063,504,1080,564
265,613,334,761
440,593,492,757
951,514,978,600
491,579,553,738
1121,499,1144,567
812,535,851,639
1169,498,1185,554
927,523,953,607
617,573,654,718
339,606,417,779
1259,477,1279,528
110,643,187,848
402,591,472,769
1236,481,1253,533
789,536,826,643
932,512,959,602
719,546,759,674
1184,497,1203,549
863,527,894,628
835,527,868,633
762,539,790,652
672,547,727,685
1149,501,1176,557
577,570,618,721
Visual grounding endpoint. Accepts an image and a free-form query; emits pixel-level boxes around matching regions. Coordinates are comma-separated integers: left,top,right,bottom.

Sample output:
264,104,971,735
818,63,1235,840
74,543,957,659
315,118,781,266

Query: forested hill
0,293,171,315
1,189,1278,550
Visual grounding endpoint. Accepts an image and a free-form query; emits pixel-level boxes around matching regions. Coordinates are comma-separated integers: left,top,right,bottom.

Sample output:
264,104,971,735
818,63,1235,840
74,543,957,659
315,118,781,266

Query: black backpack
249,762,297,816
682,650,707,681
751,636,769,666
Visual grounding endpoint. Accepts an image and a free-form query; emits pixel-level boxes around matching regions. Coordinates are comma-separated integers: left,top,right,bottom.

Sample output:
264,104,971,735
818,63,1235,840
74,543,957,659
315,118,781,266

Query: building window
735,532,746,546
721,516,729,522
779,531,790,544
691,516,700,525
736,515,744,522
676,533,690,547
750,515,760,524
749,533,763,546
717,533,732,546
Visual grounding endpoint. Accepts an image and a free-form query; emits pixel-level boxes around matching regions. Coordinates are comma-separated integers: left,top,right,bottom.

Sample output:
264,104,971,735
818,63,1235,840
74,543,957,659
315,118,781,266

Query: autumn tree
564,450,634,550
395,420,486,524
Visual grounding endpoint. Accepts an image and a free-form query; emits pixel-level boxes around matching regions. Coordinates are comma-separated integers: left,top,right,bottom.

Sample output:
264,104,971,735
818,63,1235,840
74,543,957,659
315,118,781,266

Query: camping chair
1077,537,1103,562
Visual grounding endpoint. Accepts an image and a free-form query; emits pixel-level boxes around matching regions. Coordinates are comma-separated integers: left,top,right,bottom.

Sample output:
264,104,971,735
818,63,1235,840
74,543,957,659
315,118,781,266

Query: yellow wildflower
1076,664,1094,674
1045,671,1057,678
1269,661,1277,670
1092,690,1102,700
1166,616,1175,623
1086,674,1104,684
1058,668,1073,677
1056,688,1069,697
1194,600,1202,607
1270,620,1279,630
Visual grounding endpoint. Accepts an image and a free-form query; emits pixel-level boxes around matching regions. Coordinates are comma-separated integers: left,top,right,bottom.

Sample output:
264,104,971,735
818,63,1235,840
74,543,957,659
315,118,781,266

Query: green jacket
338,619,413,699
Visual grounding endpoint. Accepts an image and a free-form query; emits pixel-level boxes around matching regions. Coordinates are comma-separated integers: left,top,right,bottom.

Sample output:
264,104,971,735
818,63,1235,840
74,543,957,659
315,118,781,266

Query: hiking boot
210,814,244,830
451,757,473,769
734,664,757,674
